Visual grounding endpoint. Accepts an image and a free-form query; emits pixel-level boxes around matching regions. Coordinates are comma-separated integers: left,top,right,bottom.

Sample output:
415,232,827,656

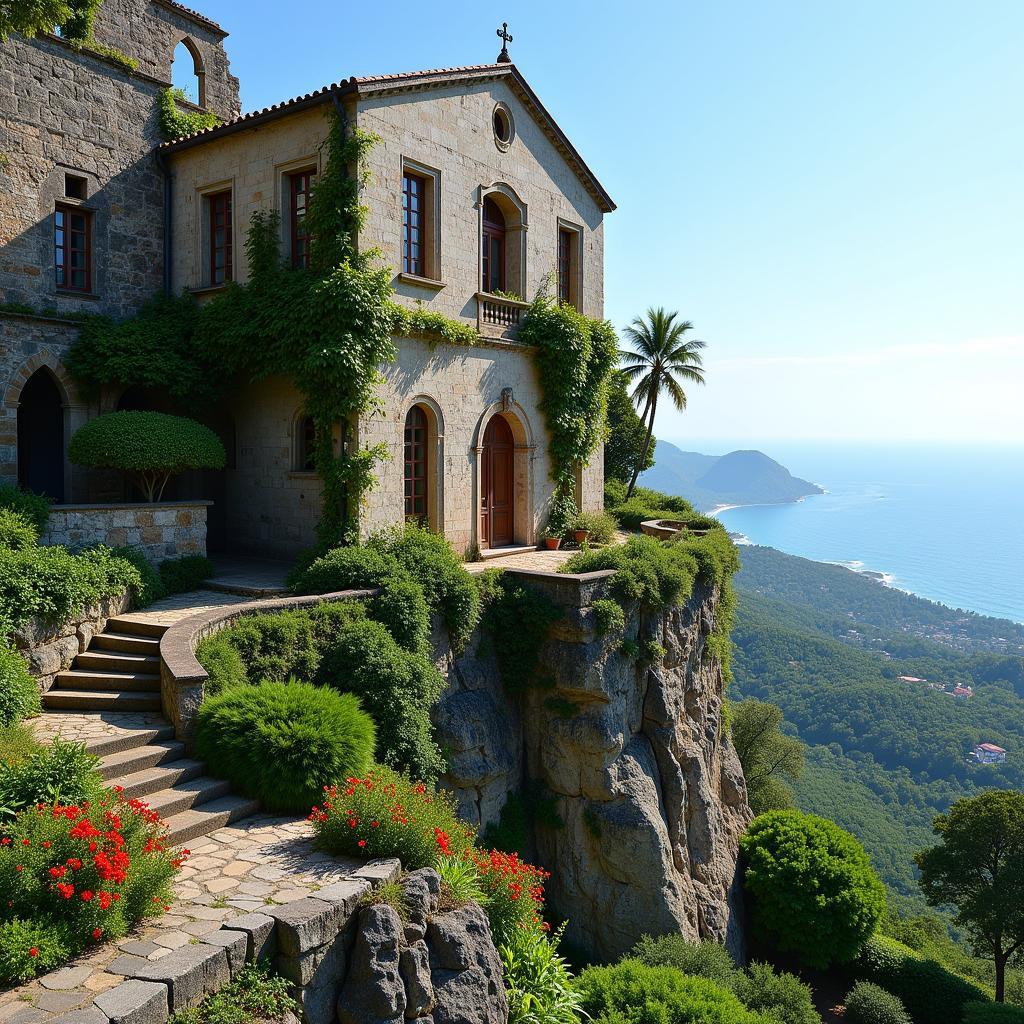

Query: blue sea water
699,442,1024,624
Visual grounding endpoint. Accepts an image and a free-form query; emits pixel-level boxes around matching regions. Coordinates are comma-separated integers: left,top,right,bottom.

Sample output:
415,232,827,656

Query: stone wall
13,591,132,693
41,501,211,562
435,568,752,962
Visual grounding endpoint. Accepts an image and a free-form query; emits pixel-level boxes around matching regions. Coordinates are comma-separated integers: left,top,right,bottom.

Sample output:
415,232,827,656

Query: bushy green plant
194,682,376,813
368,577,431,654
545,487,579,539
158,87,220,144
0,918,72,984
592,598,626,637
311,765,473,869
436,854,489,906
194,634,247,696
218,609,320,684
732,962,819,1024
0,509,38,551
0,724,40,768
158,555,214,595
68,411,226,502
468,847,551,945
0,644,40,728
480,575,561,692
0,544,141,629
111,546,166,607
574,960,767,1024
963,1004,1024,1024
609,497,711,531
573,510,618,545
740,810,886,970
0,484,50,533
168,962,298,1024
315,619,445,781
629,934,739,989
0,737,104,820
844,981,911,1024
292,543,402,594
854,935,989,1024
502,926,584,1024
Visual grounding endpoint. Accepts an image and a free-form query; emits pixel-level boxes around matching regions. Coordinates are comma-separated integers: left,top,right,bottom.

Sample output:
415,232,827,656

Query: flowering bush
310,765,473,870
469,848,550,946
0,792,183,984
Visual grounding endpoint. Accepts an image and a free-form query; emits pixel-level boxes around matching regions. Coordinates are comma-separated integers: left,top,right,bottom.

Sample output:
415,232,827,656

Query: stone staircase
39,616,259,847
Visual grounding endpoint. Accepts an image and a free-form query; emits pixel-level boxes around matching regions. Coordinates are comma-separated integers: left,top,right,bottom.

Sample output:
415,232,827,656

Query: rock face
435,574,752,962
336,869,507,1024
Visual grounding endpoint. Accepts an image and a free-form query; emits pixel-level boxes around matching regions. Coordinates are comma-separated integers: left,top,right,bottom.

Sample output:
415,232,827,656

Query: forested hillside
731,546,1024,913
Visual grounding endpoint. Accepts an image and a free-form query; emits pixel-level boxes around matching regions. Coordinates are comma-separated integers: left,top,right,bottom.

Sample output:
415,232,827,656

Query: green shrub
111,546,167,607
740,810,886,970
545,488,579,539
0,544,141,630
502,926,584,1024
0,918,72,984
592,598,626,637
467,847,551,946
573,960,766,1024
0,737,104,820
291,544,400,596
436,855,488,906
68,411,226,502
480,575,561,692
629,934,739,989
0,484,50,533
733,962,819,1024
194,682,375,814
311,765,473,869
194,634,247,696
0,509,38,551
168,962,297,1024
0,723,40,768
221,609,320,684
573,510,618,545
159,555,214,595
315,619,445,781
963,1004,1024,1024
844,981,911,1024
0,644,40,728
854,935,989,1024
368,577,431,654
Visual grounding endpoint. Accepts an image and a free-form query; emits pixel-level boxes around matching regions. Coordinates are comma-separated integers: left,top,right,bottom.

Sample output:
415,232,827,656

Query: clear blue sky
190,0,1024,445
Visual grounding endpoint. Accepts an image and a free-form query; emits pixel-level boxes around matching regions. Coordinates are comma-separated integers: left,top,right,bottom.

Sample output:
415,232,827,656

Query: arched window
404,406,428,521
481,198,506,294
172,39,204,106
17,369,65,502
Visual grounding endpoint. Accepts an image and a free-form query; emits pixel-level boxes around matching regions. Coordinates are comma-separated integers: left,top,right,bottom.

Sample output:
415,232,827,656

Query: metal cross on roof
496,22,513,63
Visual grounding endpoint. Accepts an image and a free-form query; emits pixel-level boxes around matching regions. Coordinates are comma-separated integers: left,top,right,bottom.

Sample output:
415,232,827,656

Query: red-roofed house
972,743,1007,764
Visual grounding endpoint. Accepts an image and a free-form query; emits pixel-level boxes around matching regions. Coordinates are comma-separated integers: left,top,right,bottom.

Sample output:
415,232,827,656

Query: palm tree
620,308,706,500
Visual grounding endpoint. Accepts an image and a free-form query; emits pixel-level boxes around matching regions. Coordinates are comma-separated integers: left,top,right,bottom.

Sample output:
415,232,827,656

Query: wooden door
481,416,514,547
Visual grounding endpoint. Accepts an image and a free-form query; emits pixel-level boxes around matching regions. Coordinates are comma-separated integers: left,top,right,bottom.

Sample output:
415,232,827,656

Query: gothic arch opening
479,185,527,298
403,400,442,531
17,369,65,501
172,38,205,106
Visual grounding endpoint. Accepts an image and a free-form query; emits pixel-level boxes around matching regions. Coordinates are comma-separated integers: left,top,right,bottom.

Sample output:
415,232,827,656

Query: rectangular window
557,226,580,308
54,204,91,292
288,169,315,269
64,174,87,200
402,171,426,277
207,190,232,286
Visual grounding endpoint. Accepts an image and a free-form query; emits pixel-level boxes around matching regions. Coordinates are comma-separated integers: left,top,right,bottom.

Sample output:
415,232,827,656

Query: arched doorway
17,369,65,501
481,415,514,548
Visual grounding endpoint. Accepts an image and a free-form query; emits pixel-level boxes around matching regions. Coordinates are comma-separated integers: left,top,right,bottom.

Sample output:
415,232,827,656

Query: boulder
337,905,406,1024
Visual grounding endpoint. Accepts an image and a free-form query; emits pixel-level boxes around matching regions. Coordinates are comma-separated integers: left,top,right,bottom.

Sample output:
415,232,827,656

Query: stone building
0,1,614,557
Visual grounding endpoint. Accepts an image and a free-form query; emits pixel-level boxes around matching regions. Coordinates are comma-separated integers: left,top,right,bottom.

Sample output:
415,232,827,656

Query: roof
158,63,615,212
976,743,1006,753
152,0,227,35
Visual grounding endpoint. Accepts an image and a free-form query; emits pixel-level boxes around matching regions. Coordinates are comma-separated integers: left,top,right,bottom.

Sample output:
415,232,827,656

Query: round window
492,104,514,150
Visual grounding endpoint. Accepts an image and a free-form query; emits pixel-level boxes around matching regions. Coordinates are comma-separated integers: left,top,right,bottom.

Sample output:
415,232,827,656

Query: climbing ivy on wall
159,88,218,142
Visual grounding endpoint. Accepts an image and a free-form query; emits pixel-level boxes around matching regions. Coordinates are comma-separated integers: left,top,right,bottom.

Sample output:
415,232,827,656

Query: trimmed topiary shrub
629,934,739,989
0,509,38,551
0,484,50,533
315,619,445,781
963,1003,1024,1023
193,681,376,813
854,934,989,1024
740,810,886,969
68,411,226,501
844,981,912,1024
0,643,40,728
573,960,766,1024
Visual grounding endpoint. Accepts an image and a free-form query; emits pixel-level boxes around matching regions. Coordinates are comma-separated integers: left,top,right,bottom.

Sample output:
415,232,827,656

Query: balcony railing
476,292,530,340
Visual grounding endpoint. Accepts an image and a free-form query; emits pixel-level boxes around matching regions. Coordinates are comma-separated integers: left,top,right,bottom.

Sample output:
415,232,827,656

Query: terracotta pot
573,530,591,544
543,537,562,550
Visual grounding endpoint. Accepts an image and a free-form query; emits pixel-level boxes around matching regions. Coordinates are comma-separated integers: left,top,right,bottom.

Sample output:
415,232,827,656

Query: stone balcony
476,291,530,341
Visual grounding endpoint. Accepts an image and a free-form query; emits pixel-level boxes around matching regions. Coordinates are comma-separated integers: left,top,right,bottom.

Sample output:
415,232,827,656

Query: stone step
55,669,161,693
76,650,161,673
42,689,163,712
105,617,169,639
81,721,176,758
114,759,207,800
99,739,187,780
145,777,234,819
164,796,261,848
91,632,162,655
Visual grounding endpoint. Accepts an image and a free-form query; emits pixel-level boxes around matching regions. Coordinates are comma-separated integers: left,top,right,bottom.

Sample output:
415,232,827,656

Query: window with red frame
207,190,232,285
289,169,315,269
55,204,91,292
404,405,428,520
402,172,426,276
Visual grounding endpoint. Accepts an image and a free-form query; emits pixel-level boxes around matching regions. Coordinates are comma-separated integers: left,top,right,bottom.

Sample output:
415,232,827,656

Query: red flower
92,928,102,940
80,890,94,902
21,838,30,846
28,948,38,958
357,840,367,848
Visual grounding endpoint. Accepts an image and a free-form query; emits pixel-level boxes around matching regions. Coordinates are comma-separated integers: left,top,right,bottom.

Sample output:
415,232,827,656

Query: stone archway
17,368,66,501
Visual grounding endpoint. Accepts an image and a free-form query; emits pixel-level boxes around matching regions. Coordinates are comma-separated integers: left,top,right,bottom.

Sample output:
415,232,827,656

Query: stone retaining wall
42,501,212,563
13,592,132,693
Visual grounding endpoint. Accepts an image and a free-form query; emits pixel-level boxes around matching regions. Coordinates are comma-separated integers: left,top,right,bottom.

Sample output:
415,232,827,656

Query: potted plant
571,514,591,545
541,528,562,551
542,487,578,551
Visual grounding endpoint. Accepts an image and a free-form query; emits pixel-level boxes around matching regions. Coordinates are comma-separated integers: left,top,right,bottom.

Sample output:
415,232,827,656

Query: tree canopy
731,699,804,814
604,369,655,483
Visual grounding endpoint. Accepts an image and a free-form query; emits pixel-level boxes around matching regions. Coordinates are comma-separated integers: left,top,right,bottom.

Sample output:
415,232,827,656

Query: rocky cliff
434,570,752,962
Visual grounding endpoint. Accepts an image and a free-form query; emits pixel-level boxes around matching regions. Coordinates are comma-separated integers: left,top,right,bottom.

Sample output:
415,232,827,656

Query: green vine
159,87,218,142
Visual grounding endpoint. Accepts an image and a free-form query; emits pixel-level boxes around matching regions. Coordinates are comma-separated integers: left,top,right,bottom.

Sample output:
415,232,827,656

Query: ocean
697,442,1024,624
